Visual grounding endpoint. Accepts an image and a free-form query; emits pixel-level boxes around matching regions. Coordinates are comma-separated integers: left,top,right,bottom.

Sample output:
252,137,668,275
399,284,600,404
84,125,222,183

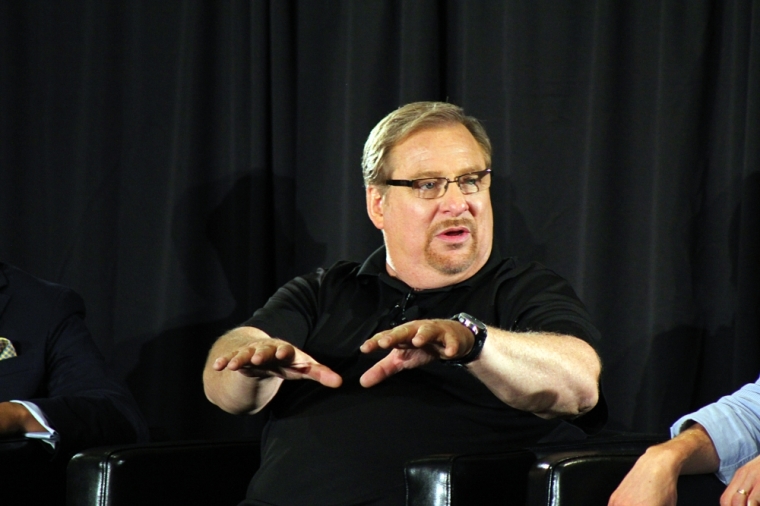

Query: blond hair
361,102,492,188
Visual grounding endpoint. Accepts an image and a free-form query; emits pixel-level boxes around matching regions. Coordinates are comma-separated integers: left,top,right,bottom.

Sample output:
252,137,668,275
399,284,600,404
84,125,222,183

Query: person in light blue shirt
609,375,760,506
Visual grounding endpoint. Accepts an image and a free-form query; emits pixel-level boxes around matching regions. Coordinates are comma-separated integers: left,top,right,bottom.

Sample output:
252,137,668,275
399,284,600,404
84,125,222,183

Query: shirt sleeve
501,262,601,346
671,375,760,484
10,400,60,447
243,269,324,349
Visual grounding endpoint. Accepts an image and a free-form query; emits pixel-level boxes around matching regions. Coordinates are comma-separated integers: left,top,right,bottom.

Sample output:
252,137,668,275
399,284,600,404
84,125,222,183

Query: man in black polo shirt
203,101,605,505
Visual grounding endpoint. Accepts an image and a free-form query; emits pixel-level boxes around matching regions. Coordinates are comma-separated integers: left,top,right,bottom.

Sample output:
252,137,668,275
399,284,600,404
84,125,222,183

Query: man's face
366,123,494,289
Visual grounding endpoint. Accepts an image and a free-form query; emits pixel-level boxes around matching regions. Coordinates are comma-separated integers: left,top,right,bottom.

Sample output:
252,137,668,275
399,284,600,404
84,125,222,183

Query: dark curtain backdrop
1,1,758,441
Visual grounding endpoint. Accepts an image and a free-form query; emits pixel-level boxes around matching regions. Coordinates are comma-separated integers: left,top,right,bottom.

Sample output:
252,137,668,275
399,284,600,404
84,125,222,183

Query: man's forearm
608,423,720,506
467,328,601,418
202,327,283,414
203,367,281,415
668,423,721,475
204,326,342,414
627,424,719,482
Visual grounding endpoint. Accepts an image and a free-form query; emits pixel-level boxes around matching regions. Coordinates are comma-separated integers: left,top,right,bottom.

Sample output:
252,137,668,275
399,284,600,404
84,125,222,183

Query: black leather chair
1,436,68,506
67,439,259,506
523,444,726,506
67,434,726,506
405,434,668,505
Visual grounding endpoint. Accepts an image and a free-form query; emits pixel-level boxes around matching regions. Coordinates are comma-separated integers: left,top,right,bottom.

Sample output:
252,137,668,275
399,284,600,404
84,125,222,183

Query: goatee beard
424,218,478,275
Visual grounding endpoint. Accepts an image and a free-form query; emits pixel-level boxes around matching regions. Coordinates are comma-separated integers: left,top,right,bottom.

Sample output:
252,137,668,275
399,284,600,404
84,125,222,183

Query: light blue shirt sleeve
671,375,760,484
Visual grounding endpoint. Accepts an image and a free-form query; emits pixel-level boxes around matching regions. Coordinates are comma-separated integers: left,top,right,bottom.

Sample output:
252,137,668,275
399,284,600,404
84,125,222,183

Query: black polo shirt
242,246,605,506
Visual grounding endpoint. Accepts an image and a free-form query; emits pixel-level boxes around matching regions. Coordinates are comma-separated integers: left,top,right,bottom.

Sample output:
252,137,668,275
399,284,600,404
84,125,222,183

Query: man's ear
366,185,384,230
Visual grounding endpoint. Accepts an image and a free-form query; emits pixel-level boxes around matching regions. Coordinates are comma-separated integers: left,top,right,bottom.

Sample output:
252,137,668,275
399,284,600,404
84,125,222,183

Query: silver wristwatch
442,312,488,366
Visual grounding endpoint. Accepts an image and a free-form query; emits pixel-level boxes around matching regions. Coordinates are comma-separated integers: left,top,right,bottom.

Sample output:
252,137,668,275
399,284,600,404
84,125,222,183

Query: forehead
387,124,487,179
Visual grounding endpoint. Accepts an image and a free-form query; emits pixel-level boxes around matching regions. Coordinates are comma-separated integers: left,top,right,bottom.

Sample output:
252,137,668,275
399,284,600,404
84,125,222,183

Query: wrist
0,401,44,434
645,425,718,477
14,402,46,433
442,313,488,366
642,442,688,477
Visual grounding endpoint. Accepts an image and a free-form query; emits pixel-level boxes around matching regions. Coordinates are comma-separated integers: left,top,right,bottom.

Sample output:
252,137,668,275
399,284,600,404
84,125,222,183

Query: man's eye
415,180,439,191
460,176,479,186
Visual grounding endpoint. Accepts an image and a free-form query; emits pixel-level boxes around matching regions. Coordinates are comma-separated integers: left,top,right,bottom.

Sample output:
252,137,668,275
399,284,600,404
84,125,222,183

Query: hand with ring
721,455,760,505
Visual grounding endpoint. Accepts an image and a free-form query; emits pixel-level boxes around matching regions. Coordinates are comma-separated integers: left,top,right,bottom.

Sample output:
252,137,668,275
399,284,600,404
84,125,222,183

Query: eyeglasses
384,169,492,199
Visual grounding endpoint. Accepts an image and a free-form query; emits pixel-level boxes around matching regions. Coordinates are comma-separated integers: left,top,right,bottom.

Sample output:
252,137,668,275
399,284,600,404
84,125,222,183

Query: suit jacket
0,262,149,459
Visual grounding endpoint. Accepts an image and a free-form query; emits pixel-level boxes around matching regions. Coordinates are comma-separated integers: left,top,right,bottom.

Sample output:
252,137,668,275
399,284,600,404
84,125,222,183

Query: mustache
430,218,476,236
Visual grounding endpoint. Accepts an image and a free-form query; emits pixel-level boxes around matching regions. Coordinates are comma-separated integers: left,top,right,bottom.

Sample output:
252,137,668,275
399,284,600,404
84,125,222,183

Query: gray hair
361,101,492,188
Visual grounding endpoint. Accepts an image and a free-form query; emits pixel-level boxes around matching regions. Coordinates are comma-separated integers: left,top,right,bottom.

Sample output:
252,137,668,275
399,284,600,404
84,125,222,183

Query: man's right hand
607,444,680,506
211,335,342,387
203,327,341,415
608,424,721,506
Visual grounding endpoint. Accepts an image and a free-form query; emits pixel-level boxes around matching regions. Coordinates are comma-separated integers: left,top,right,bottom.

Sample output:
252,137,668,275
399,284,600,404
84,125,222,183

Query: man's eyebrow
408,167,486,179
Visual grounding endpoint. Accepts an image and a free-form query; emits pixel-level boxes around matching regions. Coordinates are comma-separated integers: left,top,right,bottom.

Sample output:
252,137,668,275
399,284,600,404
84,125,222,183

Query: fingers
212,339,342,386
297,362,343,388
358,320,474,388
360,325,412,353
361,320,471,360
721,487,759,506
359,363,391,388
359,351,408,388
722,458,760,506
222,341,294,371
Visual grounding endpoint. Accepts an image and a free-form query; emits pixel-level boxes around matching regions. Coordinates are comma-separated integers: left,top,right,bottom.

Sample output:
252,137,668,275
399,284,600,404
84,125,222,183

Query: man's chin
425,249,477,276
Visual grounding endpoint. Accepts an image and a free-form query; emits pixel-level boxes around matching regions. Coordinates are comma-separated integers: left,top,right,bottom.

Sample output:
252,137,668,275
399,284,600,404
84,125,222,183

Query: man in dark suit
0,261,148,504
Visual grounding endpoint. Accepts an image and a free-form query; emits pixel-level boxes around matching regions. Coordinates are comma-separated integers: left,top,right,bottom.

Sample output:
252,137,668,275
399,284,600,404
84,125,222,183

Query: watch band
442,312,488,366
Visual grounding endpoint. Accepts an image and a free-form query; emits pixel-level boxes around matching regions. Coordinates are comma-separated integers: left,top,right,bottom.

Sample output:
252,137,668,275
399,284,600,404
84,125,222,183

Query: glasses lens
412,178,446,199
457,171,490,194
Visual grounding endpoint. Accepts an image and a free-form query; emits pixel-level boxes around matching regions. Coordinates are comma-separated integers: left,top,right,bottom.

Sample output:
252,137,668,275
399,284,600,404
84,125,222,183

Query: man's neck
384,251,491,290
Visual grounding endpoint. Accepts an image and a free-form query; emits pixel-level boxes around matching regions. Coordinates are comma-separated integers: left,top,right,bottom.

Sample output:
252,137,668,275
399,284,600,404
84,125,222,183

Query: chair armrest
405,434,665,506
0,437,65,505
528,440,726,505
67,439,260,506
527,447,655,505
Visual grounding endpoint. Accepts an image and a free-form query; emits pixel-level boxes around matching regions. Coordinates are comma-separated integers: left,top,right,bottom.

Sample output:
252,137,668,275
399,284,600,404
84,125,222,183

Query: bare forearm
202,327,282,414
0,402,46,435
467,328,601,418
666,423,720,475
204,326,342,415
608,424,718,506
203,366,281,415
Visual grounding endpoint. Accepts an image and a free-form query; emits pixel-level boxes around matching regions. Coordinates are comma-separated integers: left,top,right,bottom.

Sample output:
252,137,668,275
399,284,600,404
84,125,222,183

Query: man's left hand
359,319,474,387
721,454,760,506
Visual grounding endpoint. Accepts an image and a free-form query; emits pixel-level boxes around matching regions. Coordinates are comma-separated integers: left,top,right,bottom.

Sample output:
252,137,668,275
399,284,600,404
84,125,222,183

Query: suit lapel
0,265,10,320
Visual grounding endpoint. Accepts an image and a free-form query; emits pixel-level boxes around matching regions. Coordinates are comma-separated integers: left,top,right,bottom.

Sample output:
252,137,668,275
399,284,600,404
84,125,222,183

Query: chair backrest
66,440,260,506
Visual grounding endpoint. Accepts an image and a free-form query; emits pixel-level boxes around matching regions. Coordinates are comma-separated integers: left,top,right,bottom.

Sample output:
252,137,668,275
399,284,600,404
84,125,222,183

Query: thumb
297,362,342,388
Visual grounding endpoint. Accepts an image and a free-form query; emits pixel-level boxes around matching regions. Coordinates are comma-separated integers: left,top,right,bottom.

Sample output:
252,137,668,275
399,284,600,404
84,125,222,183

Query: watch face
444,313,487,366
457,313,485,333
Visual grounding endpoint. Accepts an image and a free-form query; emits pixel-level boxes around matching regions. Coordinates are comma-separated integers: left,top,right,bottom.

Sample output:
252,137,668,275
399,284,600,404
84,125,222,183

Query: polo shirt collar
357,244,505,293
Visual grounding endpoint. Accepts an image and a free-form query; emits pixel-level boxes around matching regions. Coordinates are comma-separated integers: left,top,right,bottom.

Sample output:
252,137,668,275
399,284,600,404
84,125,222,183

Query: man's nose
439,182,469,215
